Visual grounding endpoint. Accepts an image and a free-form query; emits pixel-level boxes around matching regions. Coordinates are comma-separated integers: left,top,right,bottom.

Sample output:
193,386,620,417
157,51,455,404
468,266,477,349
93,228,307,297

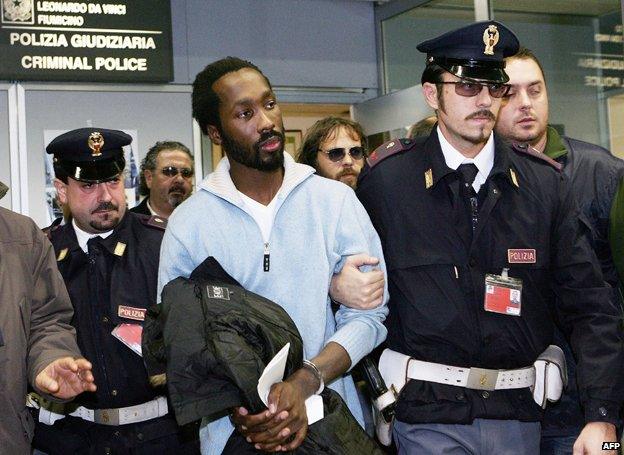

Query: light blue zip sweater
158,153,388,455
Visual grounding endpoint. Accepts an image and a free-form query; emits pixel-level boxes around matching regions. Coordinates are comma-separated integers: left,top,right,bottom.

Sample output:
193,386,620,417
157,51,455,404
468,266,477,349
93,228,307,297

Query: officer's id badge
111,324,143,357
484,268,522,316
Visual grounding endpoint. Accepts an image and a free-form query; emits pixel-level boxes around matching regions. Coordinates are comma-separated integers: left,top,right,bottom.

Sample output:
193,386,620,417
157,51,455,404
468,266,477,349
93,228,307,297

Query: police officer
495,47,624,454
357,22,624,454
33,128,199,454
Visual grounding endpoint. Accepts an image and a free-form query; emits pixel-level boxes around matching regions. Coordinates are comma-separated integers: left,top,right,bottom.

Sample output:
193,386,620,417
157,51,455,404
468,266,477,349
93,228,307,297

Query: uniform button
469,258,477,267
114,431,120,437
104,448,111,455
599,407,608,417
137,432,144,441
111,389,118,396
102,316,109,323
455,392,465,401
481,391,490,399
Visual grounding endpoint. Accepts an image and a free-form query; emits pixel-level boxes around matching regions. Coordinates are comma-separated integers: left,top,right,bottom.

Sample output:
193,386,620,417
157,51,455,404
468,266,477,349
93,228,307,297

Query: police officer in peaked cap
33,128,200,454
356,21,624,454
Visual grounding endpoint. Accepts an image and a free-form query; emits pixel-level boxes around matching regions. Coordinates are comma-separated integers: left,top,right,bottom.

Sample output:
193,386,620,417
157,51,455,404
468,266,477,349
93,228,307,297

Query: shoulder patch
141,215,167,230
367,138,414,168
511,142,563,171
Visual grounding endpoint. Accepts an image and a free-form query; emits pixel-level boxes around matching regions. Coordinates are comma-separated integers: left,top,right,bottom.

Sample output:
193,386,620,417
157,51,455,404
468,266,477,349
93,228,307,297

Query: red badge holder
111,323,143,356
484,268,522,316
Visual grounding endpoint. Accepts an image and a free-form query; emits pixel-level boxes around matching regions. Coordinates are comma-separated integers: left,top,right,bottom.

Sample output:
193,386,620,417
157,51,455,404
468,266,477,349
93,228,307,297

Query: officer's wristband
302,359,324,395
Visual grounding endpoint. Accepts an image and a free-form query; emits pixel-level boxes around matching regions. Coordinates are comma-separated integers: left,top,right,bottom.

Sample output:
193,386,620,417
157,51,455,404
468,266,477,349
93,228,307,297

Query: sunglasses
321,146,366,163
439,81,510,99
161,166,194,178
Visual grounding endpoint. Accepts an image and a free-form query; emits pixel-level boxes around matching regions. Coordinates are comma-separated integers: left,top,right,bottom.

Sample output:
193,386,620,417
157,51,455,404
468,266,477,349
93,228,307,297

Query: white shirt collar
146,198,158,216
72,219,113,253
437,126,495,192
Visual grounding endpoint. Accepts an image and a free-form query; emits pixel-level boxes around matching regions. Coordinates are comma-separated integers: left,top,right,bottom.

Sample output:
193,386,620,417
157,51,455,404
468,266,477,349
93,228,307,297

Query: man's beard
167,184,188,208
221,129,285,172
89,201,121,231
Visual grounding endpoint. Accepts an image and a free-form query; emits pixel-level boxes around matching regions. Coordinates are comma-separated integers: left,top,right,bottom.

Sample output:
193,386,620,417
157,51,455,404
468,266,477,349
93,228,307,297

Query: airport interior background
1,0,623,227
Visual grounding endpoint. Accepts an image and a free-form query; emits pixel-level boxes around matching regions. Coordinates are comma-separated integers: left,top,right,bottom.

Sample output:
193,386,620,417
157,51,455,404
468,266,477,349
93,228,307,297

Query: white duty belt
380,349,535,393
373,346,566,446
34,395,169,426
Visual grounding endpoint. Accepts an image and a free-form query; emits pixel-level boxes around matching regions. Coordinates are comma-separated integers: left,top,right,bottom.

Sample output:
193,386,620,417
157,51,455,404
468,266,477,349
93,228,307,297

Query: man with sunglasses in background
132,141,194,219
298,117,384,313
357,21,624,454
495,47,624,455
33,128,199,454
298,116,367,190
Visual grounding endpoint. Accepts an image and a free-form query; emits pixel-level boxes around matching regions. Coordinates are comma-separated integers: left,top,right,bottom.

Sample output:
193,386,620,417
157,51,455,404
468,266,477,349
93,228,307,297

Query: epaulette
511,142,563,171
367,138,415,168
42,217,63,240
140,215,167,230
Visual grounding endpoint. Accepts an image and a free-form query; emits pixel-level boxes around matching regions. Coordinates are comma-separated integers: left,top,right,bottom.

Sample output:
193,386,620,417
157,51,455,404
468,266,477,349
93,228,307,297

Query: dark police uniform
358,132,624,425
129,197,152,216
33,128,198,454
357,21,624,452
539,128,624,449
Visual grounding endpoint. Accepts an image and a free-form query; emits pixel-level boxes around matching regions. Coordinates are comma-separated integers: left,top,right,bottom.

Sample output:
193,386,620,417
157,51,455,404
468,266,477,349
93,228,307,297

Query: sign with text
0,0,172,82
575,10,623,90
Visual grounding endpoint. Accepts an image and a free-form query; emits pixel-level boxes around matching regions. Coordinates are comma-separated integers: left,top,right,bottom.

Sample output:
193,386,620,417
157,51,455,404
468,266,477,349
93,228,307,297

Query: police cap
46,127,130,183
417,21,519,83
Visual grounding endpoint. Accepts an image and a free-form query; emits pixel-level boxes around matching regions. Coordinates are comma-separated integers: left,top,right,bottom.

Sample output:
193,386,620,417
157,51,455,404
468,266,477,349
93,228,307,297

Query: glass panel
0,89,11,210
381,0,475,93
493,0,623,151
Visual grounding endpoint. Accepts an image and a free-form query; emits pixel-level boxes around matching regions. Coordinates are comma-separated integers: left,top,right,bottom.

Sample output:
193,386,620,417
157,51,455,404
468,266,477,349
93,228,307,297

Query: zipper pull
263,242,270,272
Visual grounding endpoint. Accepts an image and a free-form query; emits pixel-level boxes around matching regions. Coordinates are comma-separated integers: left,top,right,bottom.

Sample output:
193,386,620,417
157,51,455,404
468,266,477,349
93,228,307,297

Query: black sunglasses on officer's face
160,166,194,178
320,146,366,163
439,81,510,99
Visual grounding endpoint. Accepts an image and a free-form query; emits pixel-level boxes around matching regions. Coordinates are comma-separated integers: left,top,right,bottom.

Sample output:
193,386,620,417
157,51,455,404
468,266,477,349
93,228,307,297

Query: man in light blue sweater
158,57,389,454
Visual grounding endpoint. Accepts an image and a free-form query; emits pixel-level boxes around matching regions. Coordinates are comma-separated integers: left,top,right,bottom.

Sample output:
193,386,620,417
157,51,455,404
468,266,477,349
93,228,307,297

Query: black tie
87,236,103,255
457,163,479,190
457,164,479,233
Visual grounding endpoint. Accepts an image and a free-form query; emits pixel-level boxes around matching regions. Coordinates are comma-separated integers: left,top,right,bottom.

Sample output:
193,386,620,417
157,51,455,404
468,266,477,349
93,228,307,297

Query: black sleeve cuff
584,400,621,426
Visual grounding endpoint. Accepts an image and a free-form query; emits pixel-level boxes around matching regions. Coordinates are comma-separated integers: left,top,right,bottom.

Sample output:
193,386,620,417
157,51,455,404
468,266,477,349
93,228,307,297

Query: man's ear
53,178,68,205
145,170,154,190
422,82,440,111
207,125,222,145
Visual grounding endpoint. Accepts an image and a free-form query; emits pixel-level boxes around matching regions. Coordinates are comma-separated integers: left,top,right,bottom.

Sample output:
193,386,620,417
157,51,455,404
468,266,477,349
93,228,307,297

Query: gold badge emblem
57,248,68,261
87,132,104,157
425,168,433,189
483,25,499,56
114,242,126,257
480,374,488,386
509,168,519,187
